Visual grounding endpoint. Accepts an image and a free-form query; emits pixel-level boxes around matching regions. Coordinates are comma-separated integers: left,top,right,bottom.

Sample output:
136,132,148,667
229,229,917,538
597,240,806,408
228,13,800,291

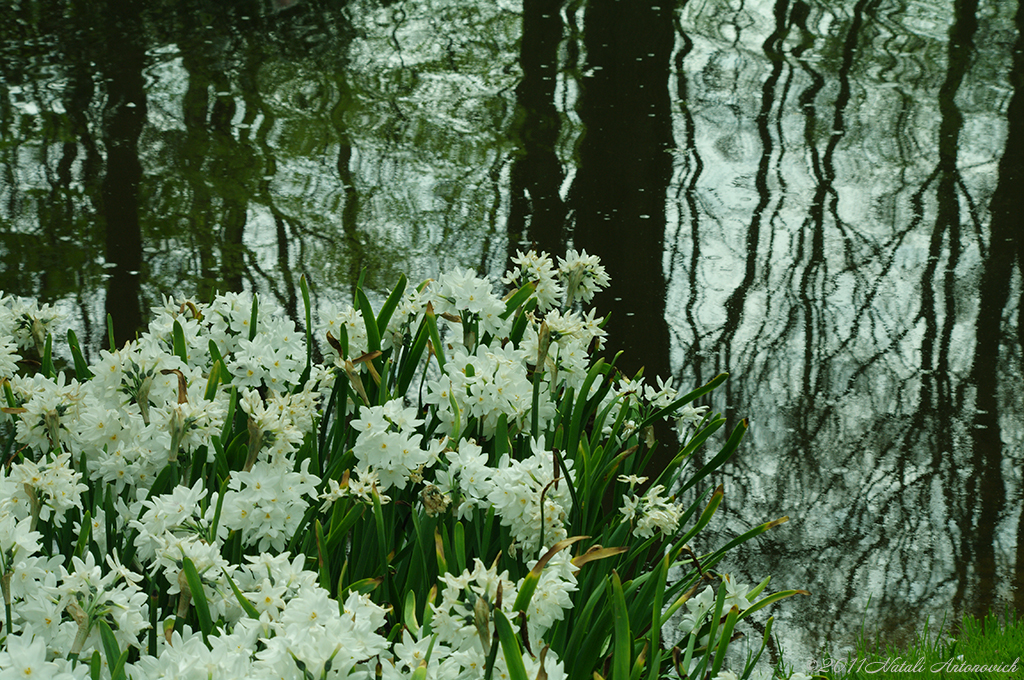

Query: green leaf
493,609,529,680
609,571,632,680
204,360,222,402
434,526,448,575
326,502,365,552
738,589,809,621
248,294,259,341
67,329,94,380
73,511,92,558
182,555,216,641
372,486,390,601
676,485,725,549
500,281,536,319
41,333,55,379
396,318,430,396
646,554,669,680
340,576,384,598
377,273,407,338
172,320,189,364
709,606,741,678
424,303,446,372
453,521,467,576
357,288,382,353
315,519,331,592
222,567,262,619
404,590,420,638
98,620,129,680
678,419,748,495
90,650,102,680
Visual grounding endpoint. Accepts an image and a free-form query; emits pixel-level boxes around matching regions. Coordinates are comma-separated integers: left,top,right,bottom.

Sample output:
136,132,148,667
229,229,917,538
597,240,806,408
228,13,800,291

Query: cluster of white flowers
0,294,66,359
599,375,710,444
433,437,573,557
348,399,446,495
7,451,87,527
128,563,390,679
376,557,573,679
0,289,350,673
619,479,685,540
428,269,510,343
487,440,574,555
425,343,547,438
502,248,610,311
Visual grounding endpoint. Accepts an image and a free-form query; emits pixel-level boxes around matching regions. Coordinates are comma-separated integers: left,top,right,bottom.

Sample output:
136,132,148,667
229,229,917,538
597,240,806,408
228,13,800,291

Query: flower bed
0,251,801,679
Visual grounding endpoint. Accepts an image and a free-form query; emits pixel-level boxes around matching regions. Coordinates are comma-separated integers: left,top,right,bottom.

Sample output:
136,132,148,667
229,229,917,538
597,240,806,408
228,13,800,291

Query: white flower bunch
486,439,574,555
128,574,390,679
0,293,66,356
7,451,87,527
219,458,320,552
319,299,370,366
620,483,684,540
0,505,42,568
557,249,610,307
501,249,610,313
393,557,571,680
0,255,777,680
240,388,311,466
427,269,509,344
0,626,87,680
521,307,606,391
425,343,547,438
8,371,84,454
599,375,711,447
434,439,493,521
350,400,446,493
502,249,564,312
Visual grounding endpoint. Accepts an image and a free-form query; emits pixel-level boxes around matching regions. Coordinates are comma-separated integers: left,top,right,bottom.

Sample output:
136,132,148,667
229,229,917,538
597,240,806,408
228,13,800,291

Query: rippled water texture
2,0,1022,662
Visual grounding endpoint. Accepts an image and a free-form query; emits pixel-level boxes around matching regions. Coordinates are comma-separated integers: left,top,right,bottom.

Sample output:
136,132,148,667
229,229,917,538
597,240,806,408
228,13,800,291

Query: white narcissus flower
0,513,42,564
486,438,573,554
557,248,610,306
502,250,564,312
0,626,62,679
219,458,320,552
0,335,20,382
9,451,88,527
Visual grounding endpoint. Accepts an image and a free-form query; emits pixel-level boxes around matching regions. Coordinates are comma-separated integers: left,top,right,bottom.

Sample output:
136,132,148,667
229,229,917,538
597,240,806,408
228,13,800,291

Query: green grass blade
248,294,259,341
424,303,446,372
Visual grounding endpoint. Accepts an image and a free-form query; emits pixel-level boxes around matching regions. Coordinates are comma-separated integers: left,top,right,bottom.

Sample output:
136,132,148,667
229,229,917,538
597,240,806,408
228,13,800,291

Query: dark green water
2,0,1023,664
